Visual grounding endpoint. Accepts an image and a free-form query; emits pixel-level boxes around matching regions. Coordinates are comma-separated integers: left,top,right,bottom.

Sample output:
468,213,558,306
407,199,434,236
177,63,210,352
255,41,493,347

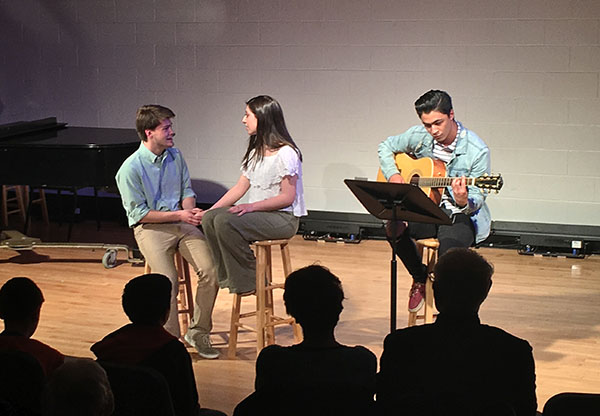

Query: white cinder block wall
1,0,599,226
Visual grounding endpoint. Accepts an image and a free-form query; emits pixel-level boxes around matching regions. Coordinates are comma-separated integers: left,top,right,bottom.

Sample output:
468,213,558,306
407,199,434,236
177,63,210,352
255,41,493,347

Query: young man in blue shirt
378,90,492,313
116,105,219,359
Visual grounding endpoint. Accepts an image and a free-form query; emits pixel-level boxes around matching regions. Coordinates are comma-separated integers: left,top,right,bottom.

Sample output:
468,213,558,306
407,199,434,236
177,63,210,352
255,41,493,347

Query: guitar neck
416,177,476,187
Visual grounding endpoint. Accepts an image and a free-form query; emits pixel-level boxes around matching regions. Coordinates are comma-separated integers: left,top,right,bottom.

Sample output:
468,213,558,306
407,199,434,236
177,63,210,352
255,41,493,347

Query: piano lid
0,118,139,148
0,118,140,187
0,117,67,140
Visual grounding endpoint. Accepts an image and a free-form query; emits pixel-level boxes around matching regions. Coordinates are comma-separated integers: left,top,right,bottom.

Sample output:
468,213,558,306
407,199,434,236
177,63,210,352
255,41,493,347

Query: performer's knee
212,210,235,231
196,268,217,287
201,208,217,227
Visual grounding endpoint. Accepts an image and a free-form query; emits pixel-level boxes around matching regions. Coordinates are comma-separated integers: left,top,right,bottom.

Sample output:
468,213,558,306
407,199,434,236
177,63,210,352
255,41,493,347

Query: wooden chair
408,238,439,327
144,252,194,334
228,239,302,359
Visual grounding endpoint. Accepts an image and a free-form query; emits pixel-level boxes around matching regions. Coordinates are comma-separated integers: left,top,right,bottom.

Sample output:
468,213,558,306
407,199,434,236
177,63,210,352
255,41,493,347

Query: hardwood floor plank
1,233,599,414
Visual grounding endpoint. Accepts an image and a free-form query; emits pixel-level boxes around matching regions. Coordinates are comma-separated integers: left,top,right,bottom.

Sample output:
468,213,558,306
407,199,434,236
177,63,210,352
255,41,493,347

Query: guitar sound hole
409,175,420,186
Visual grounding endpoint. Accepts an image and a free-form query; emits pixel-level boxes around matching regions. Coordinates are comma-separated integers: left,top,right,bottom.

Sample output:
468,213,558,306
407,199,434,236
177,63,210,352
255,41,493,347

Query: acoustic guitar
376,153,503,205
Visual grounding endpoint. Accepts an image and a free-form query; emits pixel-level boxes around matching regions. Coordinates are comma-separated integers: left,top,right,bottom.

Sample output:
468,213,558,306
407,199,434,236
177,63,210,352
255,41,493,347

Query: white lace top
241,145,307,217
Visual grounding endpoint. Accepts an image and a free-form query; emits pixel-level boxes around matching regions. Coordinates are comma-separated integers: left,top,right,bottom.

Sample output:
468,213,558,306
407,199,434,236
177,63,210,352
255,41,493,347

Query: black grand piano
0,117,138,188
0,117,141,267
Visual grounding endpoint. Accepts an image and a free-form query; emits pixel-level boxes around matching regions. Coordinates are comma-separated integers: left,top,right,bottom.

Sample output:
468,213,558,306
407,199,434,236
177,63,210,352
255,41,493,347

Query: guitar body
377,153,447,205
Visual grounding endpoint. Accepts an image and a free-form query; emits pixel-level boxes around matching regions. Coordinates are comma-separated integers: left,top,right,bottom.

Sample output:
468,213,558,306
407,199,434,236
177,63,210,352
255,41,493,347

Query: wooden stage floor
1,222,599,415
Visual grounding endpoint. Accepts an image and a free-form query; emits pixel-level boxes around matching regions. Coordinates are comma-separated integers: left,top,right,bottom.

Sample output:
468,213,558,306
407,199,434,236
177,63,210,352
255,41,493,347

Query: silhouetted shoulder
478,323,533,352
259,344,376,369
352,345,378,361
383,324,434,348
256,344,376,392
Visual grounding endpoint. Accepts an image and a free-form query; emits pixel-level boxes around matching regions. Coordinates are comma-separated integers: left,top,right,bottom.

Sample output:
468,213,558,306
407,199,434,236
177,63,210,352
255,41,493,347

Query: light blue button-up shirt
378,122,492,244
116,142,196,227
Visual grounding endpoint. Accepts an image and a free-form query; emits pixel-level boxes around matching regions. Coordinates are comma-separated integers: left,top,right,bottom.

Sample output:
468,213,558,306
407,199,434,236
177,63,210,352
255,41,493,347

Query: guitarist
378,90,491,313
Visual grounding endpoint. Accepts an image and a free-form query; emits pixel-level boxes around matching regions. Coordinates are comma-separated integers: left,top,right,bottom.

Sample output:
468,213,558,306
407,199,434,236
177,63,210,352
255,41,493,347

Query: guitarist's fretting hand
451,176,468,208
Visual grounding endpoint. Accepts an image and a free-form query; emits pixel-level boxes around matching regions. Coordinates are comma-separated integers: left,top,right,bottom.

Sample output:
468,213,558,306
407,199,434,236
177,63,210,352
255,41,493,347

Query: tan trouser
134,222,218,340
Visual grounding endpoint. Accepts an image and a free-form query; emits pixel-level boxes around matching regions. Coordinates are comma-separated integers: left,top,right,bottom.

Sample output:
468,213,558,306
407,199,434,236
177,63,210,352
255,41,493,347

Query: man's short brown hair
433,248,494,313
135,105,175,141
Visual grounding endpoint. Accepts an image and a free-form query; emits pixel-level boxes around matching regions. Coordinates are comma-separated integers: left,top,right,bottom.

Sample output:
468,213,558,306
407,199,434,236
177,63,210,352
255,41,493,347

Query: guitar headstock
474,174,503,192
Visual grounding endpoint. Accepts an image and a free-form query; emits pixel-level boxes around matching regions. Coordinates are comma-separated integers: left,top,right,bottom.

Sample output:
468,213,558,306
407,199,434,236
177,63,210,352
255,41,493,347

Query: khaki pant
134,222,218,340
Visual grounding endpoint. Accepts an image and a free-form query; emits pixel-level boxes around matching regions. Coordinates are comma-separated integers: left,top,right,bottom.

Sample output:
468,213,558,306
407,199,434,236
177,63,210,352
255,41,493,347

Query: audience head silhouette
0,277,44,337
122,273,172,326
433,248,494,315
42,359,114,416
284,265,344,332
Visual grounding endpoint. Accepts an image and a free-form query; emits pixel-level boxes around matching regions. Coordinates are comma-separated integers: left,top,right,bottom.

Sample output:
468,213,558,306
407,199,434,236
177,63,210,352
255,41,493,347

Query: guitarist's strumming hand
451,176,468,208
386,173,408,239
388,173,405,184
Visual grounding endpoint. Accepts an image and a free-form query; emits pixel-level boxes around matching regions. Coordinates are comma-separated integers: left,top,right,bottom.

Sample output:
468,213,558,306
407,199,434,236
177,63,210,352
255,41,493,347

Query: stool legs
408,239,439,327
278,243,302,340
422,243,437,324
279,242,293,276
407,305,418,327
256,244,268,351
424,274,435,323
175,252,194,331
1,185,27,226
24,186,49,224
144,252,194,334
228,239,301,359
228,295,243,359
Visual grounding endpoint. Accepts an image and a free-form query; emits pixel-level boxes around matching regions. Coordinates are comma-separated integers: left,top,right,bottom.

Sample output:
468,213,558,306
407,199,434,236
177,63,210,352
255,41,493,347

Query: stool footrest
265,317,295,328
414,312,439,320
233,316,294,332
265,283,284,290
238,311,257,319
235,323,258,333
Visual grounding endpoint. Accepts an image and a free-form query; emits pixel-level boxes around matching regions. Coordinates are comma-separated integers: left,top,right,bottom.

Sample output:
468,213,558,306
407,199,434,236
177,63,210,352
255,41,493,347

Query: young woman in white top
200,95,306,294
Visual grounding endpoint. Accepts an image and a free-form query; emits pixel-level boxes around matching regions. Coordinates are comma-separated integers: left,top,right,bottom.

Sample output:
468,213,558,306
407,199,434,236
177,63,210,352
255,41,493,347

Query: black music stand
344,179,451,332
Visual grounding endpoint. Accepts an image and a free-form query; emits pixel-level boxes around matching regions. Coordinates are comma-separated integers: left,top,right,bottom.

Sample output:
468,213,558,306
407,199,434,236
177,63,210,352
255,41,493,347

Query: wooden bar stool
1,185,49,228
23,186,49,224
1,185,26,226
144,252,194,334
408,238,439,327
228,238,302,359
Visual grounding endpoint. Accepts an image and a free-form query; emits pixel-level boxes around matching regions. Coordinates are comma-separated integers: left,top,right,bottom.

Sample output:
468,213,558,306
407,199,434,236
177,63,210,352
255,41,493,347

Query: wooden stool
23,186,49,225
228,239,302,359
144,252,194,333
1,185,26,226
1,185,49,227
408,238,440,327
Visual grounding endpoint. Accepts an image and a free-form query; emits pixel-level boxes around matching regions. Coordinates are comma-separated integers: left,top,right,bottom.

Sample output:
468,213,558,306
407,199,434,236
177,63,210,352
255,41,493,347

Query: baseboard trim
299,210,600,254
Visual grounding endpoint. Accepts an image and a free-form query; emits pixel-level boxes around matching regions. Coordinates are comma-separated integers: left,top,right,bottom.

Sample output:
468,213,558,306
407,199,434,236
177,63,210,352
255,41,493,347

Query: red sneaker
408,282,425,312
